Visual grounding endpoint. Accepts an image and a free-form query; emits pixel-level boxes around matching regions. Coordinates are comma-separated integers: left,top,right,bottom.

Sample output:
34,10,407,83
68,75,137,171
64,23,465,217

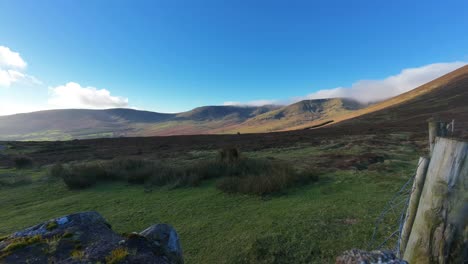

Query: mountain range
1,65,467,141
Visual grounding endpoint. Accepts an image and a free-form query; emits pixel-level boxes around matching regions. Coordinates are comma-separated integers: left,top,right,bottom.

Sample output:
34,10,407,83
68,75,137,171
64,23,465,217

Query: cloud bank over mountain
304,62,466,103
225,62,466,106
48,82,129,109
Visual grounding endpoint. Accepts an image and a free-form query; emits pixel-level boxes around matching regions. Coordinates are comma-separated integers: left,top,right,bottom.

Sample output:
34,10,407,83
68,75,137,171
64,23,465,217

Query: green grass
0,135,419,263
0,172,413,263
0,130,73,141
0,167,45,187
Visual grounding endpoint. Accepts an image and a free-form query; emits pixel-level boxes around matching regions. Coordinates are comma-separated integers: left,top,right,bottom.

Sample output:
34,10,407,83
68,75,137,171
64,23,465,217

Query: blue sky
0,0,467,115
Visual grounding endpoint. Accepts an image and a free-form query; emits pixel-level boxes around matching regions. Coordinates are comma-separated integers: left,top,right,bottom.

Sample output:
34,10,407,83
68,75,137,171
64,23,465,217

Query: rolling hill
303,64,468,139
234,64,468,141
0,98,365,140
0,105,282,140
0,108,175,140
0,65,467,141
217,98,367,133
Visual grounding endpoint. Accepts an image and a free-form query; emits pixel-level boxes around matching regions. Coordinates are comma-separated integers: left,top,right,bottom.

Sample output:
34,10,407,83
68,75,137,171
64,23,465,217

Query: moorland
0,66,467,263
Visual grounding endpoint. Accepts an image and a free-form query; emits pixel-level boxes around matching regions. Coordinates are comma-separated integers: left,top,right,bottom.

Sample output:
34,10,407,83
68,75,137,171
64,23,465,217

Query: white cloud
0,46,129,115
304,62,466,103
48,82,129,109
223,99,279,107
0,46,27,69
0,70,24,86
224,62,466,106
0,45,40,87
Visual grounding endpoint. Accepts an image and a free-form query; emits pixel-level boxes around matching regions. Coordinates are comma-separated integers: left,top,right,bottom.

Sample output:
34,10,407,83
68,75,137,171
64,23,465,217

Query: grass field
0,133,420,263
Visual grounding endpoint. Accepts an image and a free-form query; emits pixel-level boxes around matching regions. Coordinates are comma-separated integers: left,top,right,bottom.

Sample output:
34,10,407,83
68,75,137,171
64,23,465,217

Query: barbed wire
367,159,423,256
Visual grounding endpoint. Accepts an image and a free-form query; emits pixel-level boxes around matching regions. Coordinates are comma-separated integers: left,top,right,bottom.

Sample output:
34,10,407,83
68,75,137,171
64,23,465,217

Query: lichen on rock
0,211,183,263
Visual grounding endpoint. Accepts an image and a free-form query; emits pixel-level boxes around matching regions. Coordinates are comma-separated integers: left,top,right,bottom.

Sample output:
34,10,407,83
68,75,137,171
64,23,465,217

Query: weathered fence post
428,119,448,155
403,137,468,263
399,157,430,257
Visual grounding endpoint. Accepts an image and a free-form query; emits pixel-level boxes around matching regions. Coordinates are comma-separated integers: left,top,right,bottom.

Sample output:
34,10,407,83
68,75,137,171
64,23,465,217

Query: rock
336,249,408,264
140,224,183,264
0,211,183,264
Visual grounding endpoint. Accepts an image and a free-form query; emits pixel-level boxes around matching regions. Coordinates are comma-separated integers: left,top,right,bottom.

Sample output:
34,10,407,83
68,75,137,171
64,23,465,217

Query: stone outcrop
0,211,183,264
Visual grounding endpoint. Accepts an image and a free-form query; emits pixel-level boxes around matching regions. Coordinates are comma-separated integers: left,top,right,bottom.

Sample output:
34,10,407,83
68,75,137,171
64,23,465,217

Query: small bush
60,163,105,189
216,173,291,195
215,177,241,193
216,162,319,195
147,166,180,186
192,160,227,179
49,163,65,178
219,147,240,163
51,154,318,195
13,156,33,169
106,159,160,184
173,170,205,187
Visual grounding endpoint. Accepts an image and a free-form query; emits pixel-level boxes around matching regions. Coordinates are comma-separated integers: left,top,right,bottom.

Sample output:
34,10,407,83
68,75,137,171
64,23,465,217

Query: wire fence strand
367,159,423,257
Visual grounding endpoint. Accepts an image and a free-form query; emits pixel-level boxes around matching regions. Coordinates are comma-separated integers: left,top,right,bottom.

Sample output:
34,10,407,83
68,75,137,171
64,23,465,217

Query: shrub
216,173,287,195
106,159,158,184
224,158,272,176
13,156,33,169
51,154,318,195
147,165,180,186
173,170,205,187
216,162,319,195
219,147,240,163
215,177,241,193
170,158,273,188
49,163,65,178
185,160,227,182
147,164,212,188
126,167,153,184
145,156,319,195
60,163,105,189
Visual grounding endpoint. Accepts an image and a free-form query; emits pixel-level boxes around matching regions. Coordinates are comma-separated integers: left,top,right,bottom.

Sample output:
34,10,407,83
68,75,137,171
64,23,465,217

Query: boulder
0,211,183,264
140,224,183,264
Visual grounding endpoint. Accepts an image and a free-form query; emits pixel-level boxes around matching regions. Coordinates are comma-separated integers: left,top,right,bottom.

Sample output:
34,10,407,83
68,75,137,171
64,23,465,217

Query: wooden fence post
428,120,448,155
403,138,468,263
399,157,430,257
